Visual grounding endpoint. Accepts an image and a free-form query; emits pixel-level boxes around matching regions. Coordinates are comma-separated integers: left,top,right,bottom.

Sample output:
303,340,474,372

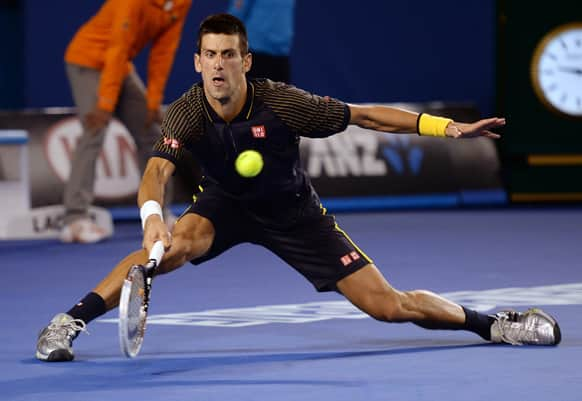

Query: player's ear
243,52,252,73
194,53,202,73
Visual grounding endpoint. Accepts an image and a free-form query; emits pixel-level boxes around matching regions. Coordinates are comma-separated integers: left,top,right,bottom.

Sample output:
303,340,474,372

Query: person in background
228,0,295,83
61,0,191,243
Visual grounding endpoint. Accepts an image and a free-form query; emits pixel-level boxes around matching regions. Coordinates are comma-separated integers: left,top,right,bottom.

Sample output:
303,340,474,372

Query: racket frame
118,241,164,358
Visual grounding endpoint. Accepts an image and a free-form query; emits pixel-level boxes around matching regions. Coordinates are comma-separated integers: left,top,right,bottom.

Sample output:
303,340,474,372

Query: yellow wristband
417,113,453,137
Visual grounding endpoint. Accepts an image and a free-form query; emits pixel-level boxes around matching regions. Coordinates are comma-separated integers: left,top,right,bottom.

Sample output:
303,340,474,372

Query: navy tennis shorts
184,183,372,292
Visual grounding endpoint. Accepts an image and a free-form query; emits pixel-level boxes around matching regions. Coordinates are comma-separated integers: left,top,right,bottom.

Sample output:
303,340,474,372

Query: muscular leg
337,264,475,331
78,213,215,314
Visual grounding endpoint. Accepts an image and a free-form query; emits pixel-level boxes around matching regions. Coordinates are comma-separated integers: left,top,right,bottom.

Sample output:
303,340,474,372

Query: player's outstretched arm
348,104,419,133
444,117,504,139
348,104,504,139
138,157,176,252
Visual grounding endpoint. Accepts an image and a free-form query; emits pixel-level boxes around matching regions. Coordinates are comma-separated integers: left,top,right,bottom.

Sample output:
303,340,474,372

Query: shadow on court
7,343,489,397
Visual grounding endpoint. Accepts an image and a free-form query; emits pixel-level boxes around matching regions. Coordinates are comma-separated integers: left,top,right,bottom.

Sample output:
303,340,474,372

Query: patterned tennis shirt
153,78,350,200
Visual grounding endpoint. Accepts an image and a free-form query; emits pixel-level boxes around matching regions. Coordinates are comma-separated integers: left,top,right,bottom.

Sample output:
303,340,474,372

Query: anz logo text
302,127,424,178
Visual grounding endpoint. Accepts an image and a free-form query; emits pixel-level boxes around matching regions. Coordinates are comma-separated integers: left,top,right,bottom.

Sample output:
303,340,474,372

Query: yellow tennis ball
235,150,264,178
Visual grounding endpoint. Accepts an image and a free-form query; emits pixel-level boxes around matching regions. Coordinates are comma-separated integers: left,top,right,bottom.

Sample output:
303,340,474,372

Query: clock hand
557,65,582,75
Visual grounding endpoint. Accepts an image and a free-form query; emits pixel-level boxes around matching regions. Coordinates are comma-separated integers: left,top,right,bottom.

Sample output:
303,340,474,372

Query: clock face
531,23,582,118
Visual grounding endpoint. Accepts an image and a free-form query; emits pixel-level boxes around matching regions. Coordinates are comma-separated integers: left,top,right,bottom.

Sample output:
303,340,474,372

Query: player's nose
214,55,224,69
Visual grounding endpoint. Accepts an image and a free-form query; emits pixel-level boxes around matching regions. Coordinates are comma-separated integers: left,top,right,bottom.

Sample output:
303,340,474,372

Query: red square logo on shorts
251,125,266,138
340,254,352,266
350,251,360,261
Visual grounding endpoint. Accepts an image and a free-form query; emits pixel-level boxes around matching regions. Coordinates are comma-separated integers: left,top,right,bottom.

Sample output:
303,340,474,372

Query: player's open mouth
212,77,225,86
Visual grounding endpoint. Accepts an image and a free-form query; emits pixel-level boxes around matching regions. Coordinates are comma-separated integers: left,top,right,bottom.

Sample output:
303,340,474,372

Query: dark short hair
196,13,249,55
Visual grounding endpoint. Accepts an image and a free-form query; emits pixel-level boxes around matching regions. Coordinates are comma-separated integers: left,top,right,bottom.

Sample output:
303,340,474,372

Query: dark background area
0,0,496,116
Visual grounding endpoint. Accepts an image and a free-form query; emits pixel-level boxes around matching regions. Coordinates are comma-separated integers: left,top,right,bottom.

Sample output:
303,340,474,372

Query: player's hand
146,108,163,128
84,108,112,133
445,117,505,139
142,215,172,254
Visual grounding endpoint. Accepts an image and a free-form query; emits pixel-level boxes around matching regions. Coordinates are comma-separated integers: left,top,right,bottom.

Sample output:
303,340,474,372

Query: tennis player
36,13,560,362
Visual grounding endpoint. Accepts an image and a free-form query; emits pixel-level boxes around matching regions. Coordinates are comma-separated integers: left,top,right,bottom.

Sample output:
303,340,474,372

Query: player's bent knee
171,213,214,257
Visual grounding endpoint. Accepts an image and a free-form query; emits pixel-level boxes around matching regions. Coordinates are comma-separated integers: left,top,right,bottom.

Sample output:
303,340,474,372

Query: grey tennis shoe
490,308,561,346
36,313,87,362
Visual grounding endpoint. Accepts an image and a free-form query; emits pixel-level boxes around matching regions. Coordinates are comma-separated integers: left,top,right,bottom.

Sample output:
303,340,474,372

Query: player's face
195,33,251,104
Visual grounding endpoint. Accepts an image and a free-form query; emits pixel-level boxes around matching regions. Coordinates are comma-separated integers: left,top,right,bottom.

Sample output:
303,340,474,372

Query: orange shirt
65,0,192,112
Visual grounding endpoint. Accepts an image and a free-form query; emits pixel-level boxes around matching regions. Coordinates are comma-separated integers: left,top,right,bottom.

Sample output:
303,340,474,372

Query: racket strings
126,271,147,342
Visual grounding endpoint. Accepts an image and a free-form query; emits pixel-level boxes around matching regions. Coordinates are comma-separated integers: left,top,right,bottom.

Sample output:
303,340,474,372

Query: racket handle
149,240,165,266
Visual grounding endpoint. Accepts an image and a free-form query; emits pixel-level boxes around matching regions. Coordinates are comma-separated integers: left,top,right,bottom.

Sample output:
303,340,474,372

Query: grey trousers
63,63,170,224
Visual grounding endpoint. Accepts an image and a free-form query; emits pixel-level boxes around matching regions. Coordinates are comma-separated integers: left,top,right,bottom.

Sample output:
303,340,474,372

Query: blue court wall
13,0,496,116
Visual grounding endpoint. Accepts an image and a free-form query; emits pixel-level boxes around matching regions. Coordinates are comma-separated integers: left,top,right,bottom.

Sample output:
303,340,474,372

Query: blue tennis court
1,208,581,401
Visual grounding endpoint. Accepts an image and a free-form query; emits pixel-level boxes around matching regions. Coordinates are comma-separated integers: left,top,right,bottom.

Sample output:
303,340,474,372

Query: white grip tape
149,240,165,265
140,200,163,230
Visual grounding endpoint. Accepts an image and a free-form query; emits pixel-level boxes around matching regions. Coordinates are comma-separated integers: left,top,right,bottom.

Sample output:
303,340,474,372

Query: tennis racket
118,240,165,358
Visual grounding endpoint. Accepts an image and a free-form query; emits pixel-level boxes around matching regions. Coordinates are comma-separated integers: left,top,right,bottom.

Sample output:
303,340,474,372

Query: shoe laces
45,318,88,342
495,311,535,346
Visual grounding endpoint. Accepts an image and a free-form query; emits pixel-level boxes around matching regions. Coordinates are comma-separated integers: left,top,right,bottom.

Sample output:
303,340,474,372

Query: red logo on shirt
251,125,266,138
163,137,181,149
340,254,352,266
350,251,360,261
